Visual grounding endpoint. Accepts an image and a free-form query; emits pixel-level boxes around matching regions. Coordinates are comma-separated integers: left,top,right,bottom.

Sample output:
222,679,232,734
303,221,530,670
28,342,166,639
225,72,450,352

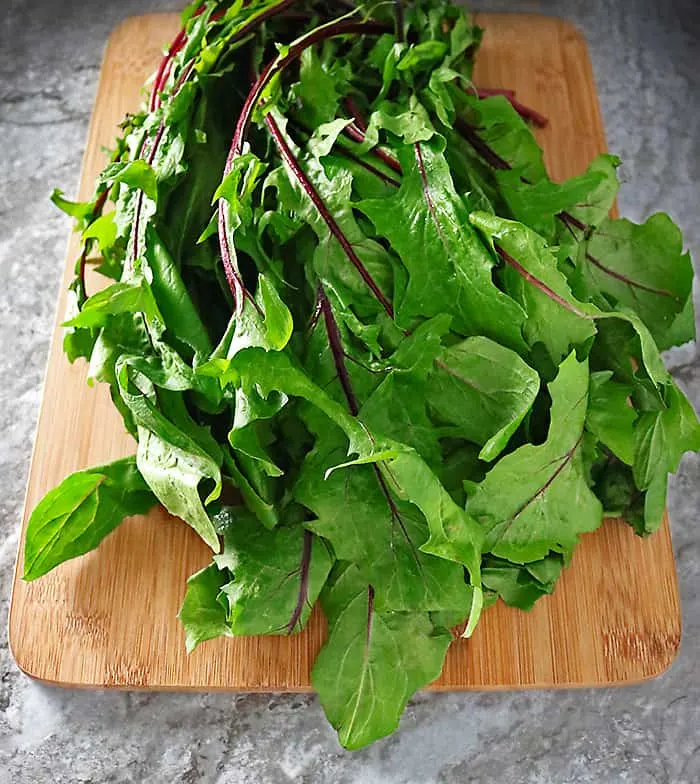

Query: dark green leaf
295,427,470,613
360,138,526,348
467,352,603,563
214,512,333,635
586,371,637,465
574,215,693,345
429,336,540,461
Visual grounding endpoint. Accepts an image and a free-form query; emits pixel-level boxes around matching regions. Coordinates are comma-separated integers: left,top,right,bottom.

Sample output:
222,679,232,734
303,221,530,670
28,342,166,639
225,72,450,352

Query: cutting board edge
7,22,133,679
9,641,681,692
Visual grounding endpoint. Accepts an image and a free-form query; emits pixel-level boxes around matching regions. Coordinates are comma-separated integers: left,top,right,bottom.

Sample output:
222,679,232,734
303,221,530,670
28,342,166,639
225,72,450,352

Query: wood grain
9,13,681,691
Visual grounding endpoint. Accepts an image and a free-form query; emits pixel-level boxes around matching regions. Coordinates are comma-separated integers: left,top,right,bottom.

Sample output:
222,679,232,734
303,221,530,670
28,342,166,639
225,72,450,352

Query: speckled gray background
1,0,699,781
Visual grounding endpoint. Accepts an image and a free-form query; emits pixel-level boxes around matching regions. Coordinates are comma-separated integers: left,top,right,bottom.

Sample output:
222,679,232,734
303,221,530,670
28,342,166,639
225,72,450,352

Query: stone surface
1,0,699,781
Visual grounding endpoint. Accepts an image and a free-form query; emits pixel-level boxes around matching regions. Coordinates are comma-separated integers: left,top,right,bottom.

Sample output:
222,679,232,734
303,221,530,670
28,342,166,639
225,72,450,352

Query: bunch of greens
25,0,699,748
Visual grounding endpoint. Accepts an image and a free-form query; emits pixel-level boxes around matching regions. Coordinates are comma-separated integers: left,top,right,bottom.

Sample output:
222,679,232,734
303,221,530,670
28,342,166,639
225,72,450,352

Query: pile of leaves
25,0,699,748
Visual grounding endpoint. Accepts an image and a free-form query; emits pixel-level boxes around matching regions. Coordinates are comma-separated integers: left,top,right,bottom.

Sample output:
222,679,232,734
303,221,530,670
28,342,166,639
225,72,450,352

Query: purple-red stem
319,287,360,416
265,112,394,318
217,18,387,304
557,209,586,232
476,87,516,99
225,20,388,169
318,285,419,563
494,242,590,318
366,584,375,644
286,529,313,634
476,87,548,128
77,188,109,300
393,0,405,42
455,117,511,170
343,97,367,132
342,98,403,176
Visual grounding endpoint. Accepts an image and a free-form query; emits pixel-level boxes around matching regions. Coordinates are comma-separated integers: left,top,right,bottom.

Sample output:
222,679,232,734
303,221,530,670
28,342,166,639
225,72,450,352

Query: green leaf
574,215,693,345
62,286,97,363
464,95,547,183
212,152,265,206
586,371,637,465
178,564,232,653
214,512,333,635
312,563,452,750
295,427,470,613
499,159,613,241
363,96,436,146
429,336,540,461
470,211,670,385
633,381,700,516
398,41,448,73
657,294,696,350
62,280,162,330
82,211,118,251
24,457,156,580
145,227,213,357
470,210,596,363
100,160,159,202
359,373,443,468
359,138,526,348
556,153,621,228
306,118,354,160
294,46,348,127
257,274,293,350
117,367,222,551
50,189,94,225
482,554,562,611
467,352,603,563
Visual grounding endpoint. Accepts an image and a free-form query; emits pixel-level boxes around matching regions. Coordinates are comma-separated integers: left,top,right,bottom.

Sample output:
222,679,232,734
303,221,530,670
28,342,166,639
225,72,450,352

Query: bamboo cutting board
9,13,682,691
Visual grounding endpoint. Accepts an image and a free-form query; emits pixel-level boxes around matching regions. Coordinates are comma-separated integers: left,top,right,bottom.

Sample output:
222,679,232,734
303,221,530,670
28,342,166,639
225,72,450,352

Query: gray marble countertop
1,0,699,781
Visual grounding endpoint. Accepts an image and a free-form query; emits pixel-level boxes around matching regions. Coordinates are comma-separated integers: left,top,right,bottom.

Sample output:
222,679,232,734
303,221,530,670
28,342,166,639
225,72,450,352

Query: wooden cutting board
9,13,681,691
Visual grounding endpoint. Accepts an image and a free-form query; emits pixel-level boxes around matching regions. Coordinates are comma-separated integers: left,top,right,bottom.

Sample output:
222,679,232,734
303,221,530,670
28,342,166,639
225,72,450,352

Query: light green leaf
62,280,162,330
24,457,155,580
178,564,232,653
117,366,222,551
100,160,159,202
51,189,94,225
82,211,118,251
398,41,448,73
